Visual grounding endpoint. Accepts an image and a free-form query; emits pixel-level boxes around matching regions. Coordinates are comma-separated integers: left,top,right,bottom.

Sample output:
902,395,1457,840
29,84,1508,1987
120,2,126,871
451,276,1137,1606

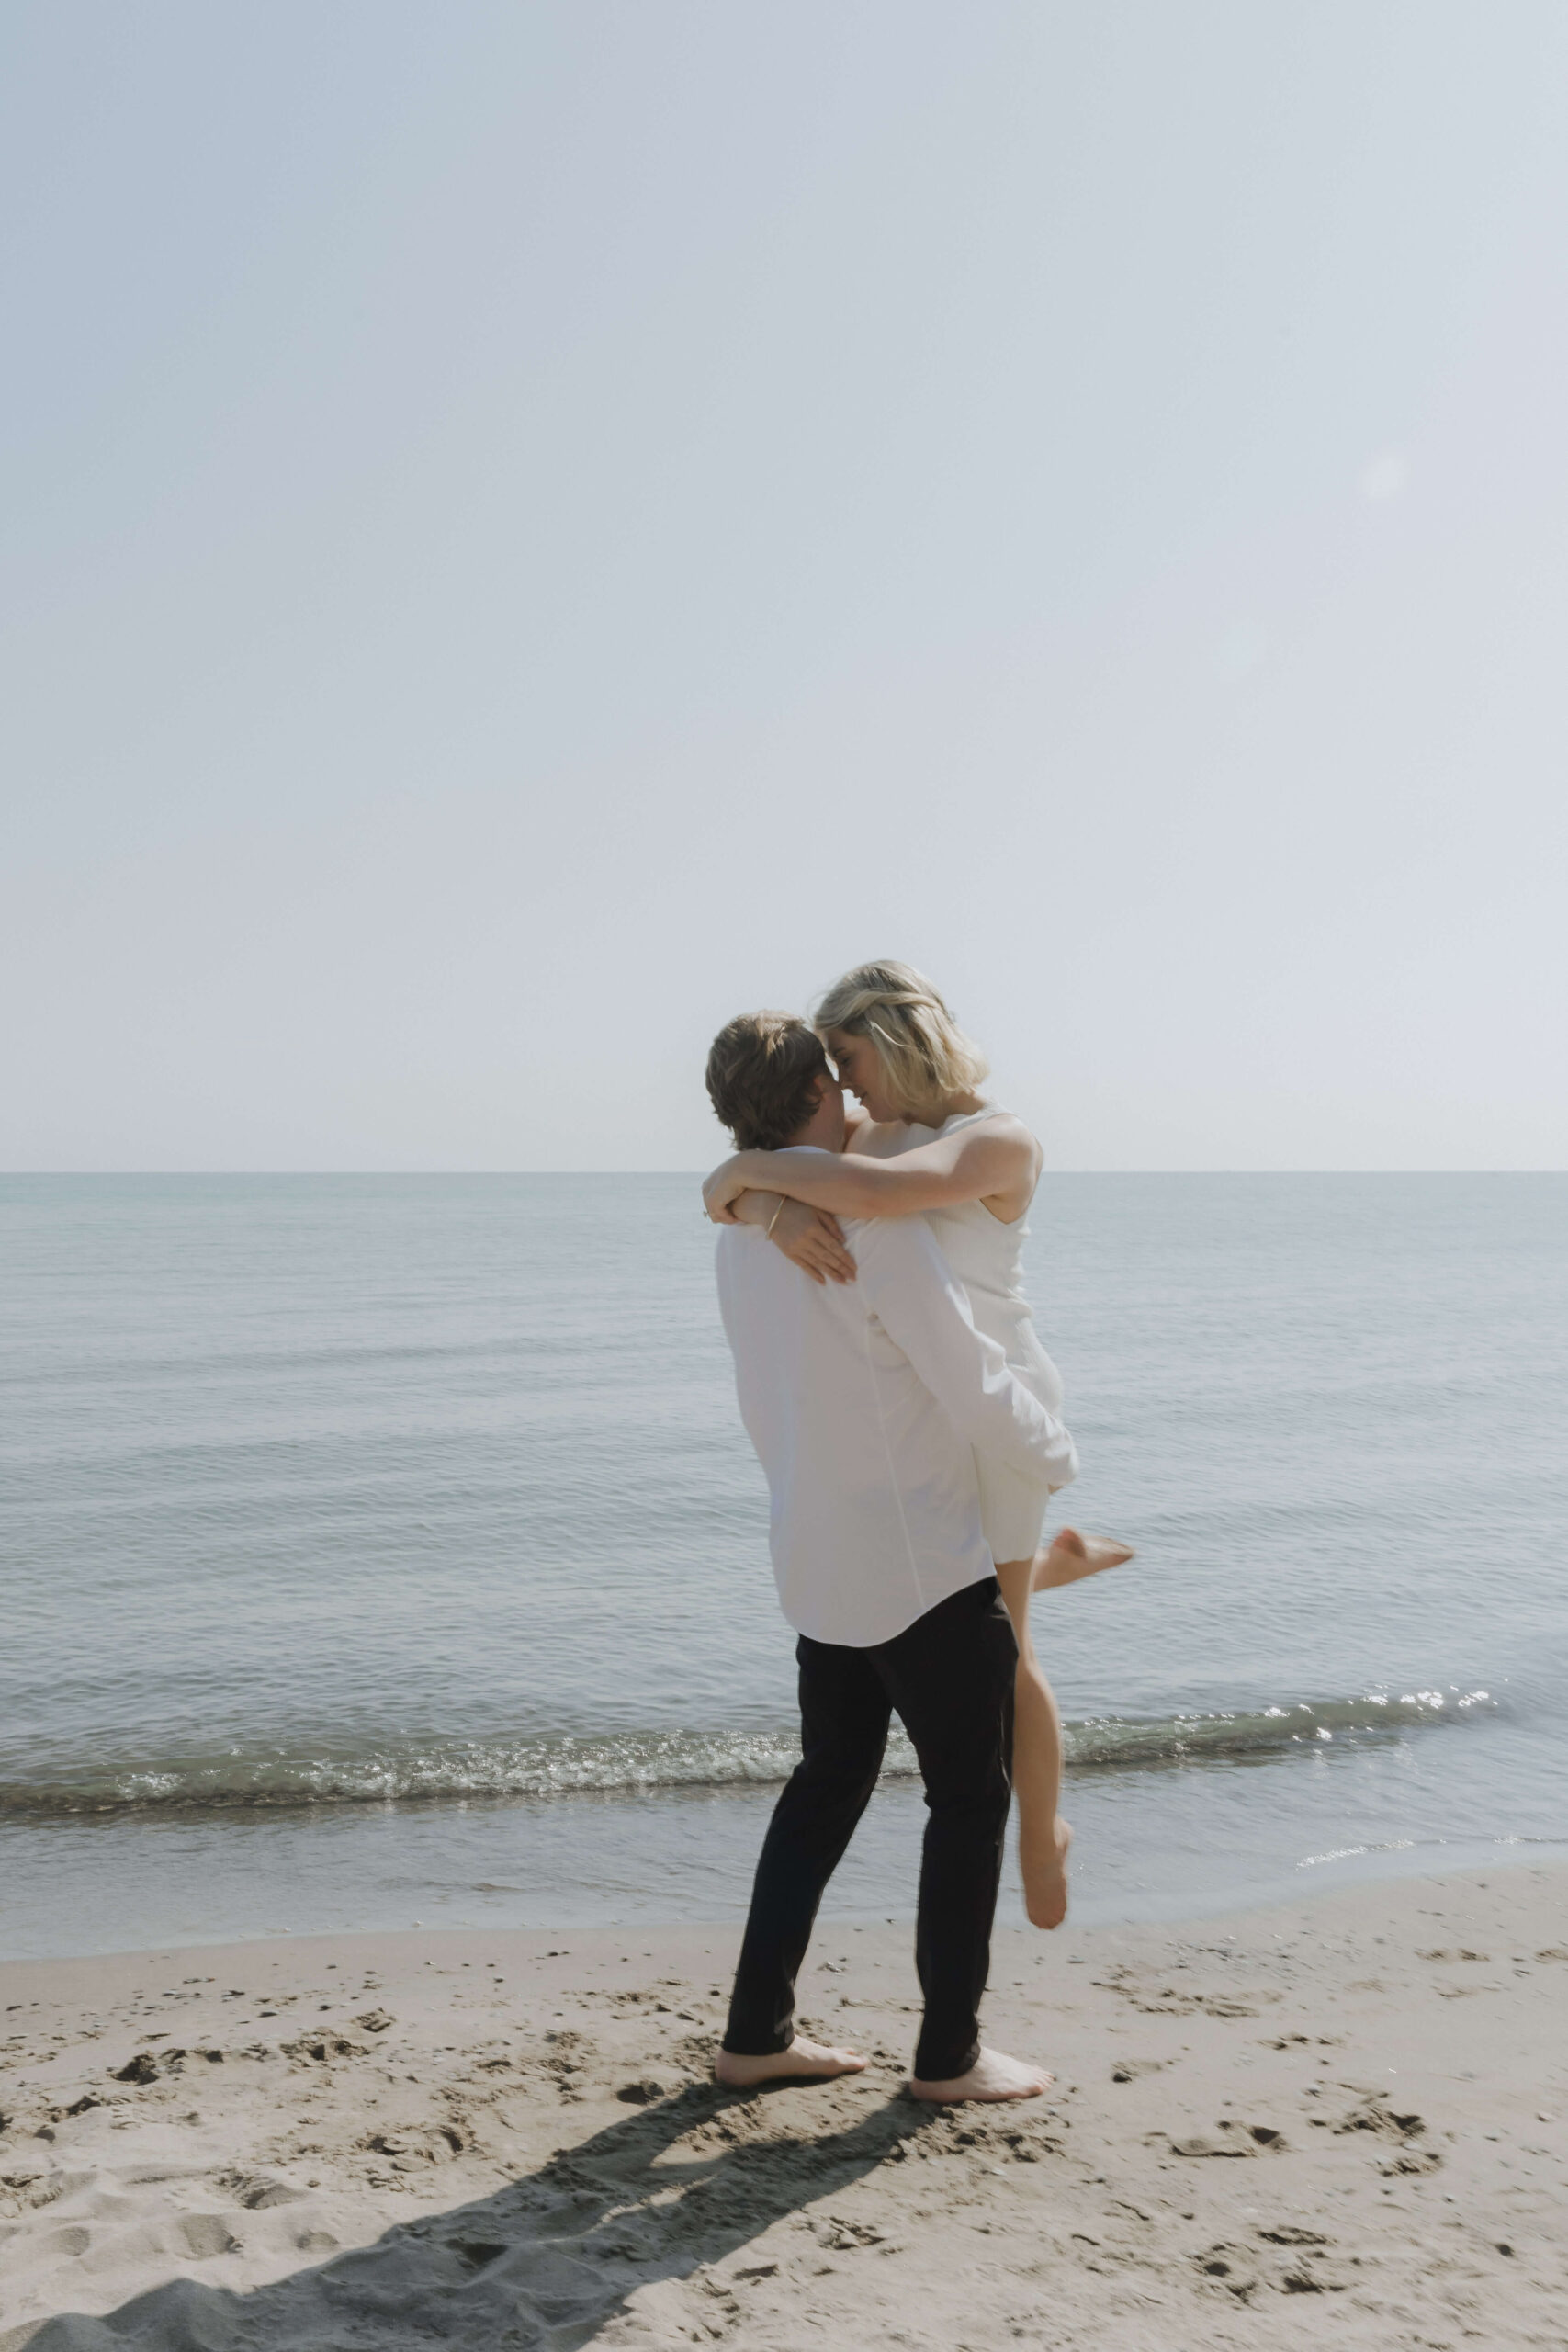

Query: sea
3,1174,1564,1963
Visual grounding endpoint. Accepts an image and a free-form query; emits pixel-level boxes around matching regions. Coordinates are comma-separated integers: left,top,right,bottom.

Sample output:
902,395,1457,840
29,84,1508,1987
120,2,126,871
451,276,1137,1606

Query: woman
703,959,1133,1930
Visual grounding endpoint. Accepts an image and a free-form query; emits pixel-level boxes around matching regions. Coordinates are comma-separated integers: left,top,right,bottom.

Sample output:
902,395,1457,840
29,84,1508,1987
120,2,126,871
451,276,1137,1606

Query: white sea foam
0,1689,1497,1817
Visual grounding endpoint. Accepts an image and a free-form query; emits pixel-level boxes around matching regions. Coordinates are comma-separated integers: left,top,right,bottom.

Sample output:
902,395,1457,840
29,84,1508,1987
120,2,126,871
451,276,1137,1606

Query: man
704,1012,1078,2103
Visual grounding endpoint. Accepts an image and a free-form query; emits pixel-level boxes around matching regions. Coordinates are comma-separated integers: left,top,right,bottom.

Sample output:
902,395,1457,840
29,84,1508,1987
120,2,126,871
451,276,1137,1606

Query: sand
3,1862,1565,2350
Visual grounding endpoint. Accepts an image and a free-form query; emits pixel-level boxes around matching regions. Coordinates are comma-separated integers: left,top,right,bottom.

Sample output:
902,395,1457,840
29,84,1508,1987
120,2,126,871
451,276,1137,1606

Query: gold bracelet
765,1196,786,1238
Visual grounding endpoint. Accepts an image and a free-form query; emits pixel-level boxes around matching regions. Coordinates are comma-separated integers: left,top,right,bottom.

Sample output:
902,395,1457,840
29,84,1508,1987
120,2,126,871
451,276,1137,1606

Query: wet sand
3,1862,1565,2349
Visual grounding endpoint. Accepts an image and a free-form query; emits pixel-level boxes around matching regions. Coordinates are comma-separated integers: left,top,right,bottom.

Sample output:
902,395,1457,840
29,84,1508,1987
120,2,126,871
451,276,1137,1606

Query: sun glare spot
1359,447,1410,501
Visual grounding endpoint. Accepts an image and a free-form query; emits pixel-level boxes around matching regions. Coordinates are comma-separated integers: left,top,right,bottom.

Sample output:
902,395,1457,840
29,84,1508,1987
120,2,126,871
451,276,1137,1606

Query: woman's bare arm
704,1116,1041,1225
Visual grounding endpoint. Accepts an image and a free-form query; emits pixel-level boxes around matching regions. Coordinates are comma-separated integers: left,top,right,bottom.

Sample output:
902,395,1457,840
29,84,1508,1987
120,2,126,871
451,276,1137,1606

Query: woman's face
823,1027,902,1124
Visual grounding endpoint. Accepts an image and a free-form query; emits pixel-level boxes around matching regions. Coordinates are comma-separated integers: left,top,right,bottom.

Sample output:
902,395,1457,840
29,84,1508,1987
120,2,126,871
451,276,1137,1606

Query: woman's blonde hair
813,960,989,1122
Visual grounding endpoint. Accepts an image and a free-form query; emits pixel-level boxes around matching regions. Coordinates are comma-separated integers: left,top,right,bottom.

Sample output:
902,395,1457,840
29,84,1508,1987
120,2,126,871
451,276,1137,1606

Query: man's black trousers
722,1575,1018,2084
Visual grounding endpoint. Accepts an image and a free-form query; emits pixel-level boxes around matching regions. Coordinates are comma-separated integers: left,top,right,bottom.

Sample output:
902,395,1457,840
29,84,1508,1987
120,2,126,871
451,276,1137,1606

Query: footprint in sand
1170,2121,1286,2158
176,2212,241,2259
1190,2242,1260,2297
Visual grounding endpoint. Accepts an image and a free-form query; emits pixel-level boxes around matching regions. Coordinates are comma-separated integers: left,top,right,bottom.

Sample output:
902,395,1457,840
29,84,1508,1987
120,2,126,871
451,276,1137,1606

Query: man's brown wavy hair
705,1011,830,1151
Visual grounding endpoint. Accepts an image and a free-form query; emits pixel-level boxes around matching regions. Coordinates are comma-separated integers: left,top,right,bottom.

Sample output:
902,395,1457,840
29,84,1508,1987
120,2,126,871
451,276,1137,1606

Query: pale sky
4,2,1564,1171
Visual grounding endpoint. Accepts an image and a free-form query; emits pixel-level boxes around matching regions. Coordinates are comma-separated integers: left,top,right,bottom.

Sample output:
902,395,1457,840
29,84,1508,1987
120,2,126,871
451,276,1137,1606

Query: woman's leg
994,1558,1072,1930
1032,1527,1135,1592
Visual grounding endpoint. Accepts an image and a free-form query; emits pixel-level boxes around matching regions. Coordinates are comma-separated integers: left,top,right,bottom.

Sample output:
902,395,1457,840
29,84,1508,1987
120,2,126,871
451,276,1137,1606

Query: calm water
2,1174,1564,1960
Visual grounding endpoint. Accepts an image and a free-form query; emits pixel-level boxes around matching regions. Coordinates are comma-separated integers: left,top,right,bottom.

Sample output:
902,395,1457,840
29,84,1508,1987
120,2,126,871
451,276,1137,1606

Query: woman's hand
721,1188,853,1283
767,1198,855,1285
703,1155,759,1223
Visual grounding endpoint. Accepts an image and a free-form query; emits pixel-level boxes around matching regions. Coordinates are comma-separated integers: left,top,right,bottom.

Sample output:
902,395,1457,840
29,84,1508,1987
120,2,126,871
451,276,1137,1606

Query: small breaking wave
0,1688,1495,1821
1063,1688,1495,1770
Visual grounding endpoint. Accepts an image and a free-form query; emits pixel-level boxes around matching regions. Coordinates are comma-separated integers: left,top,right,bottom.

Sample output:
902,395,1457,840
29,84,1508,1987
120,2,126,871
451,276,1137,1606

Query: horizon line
3,1169,1563,1182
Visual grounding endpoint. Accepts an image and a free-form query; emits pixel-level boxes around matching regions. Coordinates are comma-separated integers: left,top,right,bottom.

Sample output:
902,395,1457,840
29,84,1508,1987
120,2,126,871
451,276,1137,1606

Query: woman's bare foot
714,2035,868,2089
910,2047,1054,2104
1020,1812,1072,1929
1032,1528,1134,1592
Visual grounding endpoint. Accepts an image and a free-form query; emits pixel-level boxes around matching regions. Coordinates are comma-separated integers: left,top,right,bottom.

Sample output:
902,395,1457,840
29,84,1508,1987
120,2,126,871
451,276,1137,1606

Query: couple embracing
702,960,1132,2105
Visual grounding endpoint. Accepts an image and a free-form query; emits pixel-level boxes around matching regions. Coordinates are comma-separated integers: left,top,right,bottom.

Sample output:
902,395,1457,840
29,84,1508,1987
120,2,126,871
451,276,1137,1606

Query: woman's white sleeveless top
893,1107,1068,1562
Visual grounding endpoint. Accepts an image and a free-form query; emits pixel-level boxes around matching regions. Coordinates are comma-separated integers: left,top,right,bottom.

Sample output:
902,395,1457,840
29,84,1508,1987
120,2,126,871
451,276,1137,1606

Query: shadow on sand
17,2078,933,2350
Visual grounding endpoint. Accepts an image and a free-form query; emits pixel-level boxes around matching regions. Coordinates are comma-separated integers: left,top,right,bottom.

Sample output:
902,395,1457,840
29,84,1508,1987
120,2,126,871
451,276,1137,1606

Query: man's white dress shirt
715,1201,1078,1647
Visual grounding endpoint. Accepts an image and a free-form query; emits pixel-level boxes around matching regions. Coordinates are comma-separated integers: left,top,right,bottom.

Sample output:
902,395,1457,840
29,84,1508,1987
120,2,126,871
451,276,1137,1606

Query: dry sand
3,1862,1565,2350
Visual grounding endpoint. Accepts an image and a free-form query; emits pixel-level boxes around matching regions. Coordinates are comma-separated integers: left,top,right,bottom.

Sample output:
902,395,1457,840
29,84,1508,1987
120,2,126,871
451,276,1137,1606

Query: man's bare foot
910,2047,1054,2104
1032,1528,1134,1592
714,2035,868,2089
1021,1813,1072,1929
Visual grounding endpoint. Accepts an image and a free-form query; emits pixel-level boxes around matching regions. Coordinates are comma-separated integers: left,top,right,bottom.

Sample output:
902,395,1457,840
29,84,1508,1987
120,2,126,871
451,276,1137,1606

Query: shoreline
0,1820,1560,1971
4,1864,1565,2348
6,1735,1556,1967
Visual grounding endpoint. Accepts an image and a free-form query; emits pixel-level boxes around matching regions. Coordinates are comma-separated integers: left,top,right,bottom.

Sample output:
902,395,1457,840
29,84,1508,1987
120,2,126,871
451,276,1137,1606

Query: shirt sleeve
849,1218,1079,1488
